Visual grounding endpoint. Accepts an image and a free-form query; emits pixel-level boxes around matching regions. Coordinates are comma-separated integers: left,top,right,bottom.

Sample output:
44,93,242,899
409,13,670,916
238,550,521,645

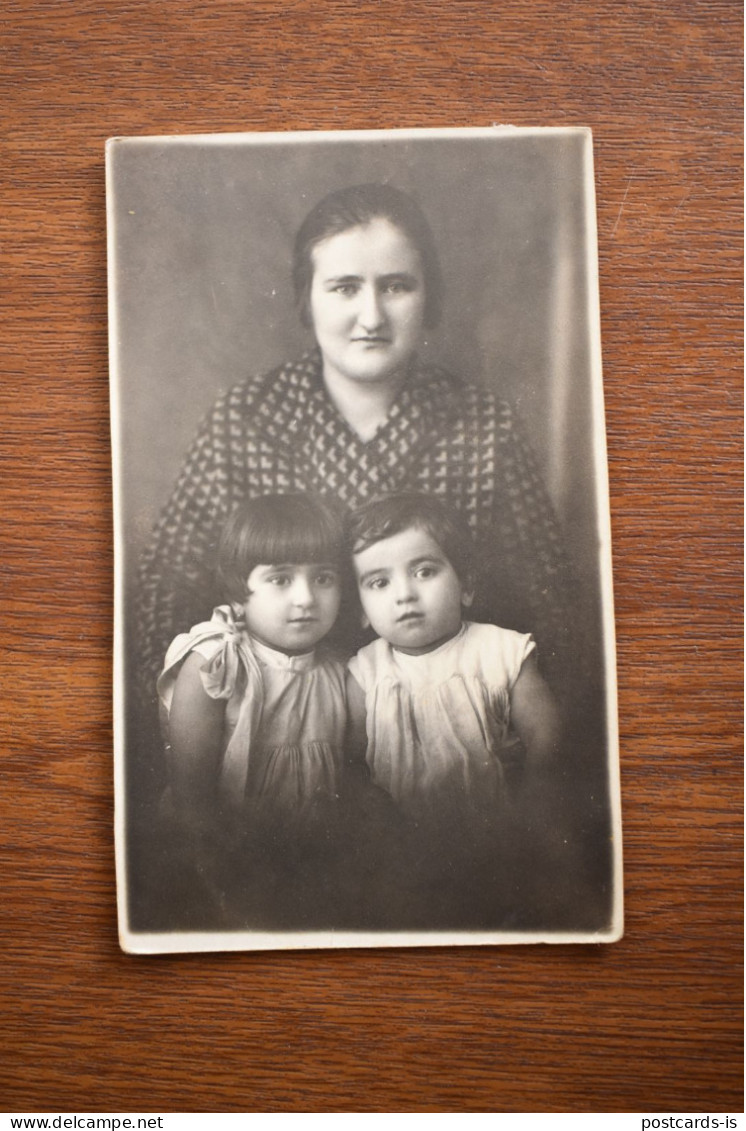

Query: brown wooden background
3,0,742,1114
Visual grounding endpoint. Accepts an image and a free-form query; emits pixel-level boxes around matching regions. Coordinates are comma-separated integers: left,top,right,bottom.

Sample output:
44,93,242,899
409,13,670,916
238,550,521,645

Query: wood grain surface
3,0,742,1114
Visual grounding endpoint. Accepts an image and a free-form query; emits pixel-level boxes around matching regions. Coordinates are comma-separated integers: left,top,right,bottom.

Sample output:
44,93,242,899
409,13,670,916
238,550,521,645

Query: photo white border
107,124,623,955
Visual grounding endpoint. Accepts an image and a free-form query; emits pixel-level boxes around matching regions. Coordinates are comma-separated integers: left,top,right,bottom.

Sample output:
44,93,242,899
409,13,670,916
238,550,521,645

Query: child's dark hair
218,493,345,603
346,492,475,587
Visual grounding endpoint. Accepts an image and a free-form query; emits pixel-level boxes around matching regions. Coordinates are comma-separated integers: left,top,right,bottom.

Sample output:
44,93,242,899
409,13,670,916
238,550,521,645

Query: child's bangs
219,494,345,601
253,501,343,565
347,493,476,585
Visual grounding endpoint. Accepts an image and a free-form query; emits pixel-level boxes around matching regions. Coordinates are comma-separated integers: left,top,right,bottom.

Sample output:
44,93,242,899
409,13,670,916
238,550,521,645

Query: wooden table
3,0,742,1113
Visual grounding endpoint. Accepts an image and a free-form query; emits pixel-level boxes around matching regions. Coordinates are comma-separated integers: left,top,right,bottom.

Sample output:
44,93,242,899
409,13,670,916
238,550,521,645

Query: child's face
241,562,341,654
353,525,471,655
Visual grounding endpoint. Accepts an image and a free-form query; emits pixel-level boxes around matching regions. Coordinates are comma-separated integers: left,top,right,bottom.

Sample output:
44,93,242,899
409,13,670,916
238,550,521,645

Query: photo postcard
107,125,623,953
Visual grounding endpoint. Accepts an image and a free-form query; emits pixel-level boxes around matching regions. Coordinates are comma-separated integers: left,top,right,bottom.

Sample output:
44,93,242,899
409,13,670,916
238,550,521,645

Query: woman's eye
332,283,358,297
415,566,436,579
269,576,291,587
366,577,388,590
383,277,417,295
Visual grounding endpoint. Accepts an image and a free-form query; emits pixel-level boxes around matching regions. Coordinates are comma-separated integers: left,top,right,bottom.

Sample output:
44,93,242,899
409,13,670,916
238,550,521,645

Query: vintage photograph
107,126,622,952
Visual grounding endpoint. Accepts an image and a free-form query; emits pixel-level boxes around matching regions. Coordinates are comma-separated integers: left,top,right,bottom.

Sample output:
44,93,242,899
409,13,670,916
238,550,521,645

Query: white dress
158,606,347,826
348,622,535,823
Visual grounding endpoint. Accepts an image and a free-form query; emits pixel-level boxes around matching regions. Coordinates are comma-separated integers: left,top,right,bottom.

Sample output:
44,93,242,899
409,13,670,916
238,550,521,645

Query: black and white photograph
107,126,622,953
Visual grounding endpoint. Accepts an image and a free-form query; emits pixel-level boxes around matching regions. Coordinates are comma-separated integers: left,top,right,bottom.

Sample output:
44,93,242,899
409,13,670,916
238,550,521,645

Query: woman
135,183,575,701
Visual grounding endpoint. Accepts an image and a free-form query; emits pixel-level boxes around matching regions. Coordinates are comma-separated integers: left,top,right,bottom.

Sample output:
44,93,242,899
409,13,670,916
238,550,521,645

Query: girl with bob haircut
157,493,349,847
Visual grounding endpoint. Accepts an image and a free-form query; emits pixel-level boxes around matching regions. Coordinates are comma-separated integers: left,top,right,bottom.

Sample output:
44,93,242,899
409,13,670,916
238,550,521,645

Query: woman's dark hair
346,492,475,588
218,493,345,603
292,183,444,330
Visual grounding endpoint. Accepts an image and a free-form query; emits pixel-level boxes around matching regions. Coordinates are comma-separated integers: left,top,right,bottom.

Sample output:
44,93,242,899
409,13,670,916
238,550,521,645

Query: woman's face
309,218,426,388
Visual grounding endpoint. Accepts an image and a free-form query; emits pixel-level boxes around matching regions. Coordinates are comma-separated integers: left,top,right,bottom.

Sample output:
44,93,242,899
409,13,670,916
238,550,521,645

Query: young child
346,492,561,835
157,493,349,859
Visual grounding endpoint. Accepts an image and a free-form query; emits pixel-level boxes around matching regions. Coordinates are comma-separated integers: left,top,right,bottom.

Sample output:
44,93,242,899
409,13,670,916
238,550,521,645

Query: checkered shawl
134,350,575,697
